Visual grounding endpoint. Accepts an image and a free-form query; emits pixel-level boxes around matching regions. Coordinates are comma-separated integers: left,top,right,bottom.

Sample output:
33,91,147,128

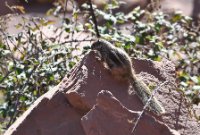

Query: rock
4,86,85,135
5,51,200,135
81,90,179,135
0,0,18,15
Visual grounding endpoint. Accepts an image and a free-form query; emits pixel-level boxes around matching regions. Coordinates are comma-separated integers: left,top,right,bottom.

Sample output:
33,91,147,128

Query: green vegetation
0,0,199,132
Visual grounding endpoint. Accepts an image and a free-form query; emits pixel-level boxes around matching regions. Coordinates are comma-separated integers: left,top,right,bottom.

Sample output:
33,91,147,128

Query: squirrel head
91,39,113,51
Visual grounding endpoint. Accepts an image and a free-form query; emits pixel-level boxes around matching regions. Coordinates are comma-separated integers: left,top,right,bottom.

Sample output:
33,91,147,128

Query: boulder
5,51,200,135
81,90,179,135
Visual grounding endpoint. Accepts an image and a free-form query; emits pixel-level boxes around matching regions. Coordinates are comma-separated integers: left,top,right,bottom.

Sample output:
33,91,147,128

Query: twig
0,84,6,90
59,38,96,45
6,62,42,128
131,80,169,135
0,71,12,84
0,29,25,56
58,0,68,44
62,0,68,24
57,0,69,44
70,0,78,44
87,0,100,38
5,1,15,13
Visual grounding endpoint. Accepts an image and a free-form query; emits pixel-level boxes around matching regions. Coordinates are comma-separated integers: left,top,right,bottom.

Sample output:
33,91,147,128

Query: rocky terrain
5,51,200,135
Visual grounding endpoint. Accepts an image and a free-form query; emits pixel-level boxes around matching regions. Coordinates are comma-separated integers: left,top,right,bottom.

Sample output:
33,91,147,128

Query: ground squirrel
91,39,165,115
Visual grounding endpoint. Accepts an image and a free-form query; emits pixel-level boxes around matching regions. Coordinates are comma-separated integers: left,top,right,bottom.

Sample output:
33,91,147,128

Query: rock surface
81,90,178,135
5,51,200,135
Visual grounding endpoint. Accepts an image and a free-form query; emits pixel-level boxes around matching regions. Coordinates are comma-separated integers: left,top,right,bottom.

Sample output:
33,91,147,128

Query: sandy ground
161,0,194,16
2,0,197,35
0,0,196,16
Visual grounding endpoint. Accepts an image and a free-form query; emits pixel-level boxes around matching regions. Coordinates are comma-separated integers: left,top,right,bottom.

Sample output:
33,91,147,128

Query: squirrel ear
91,39,98,49
92,39,99,44
96,39,101,43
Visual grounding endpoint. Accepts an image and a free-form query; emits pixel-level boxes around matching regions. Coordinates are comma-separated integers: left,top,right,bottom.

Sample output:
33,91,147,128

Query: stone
5,51,200,135
81,90,179,135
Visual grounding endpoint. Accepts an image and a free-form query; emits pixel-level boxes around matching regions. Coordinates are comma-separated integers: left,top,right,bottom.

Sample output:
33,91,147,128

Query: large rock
5,51,200,135
5,86,85,135
81,90,178,135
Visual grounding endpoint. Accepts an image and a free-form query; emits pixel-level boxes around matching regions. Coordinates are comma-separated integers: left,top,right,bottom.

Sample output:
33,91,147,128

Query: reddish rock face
5,51,199,135
81,90,178,135
5,88,85,135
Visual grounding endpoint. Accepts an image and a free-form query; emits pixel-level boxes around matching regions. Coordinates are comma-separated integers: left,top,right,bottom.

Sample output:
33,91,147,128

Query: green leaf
180,81,188,87
8,62,14,71
193,85,200,90
69,61,76,69
64,18,70,24
191,76,199,84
